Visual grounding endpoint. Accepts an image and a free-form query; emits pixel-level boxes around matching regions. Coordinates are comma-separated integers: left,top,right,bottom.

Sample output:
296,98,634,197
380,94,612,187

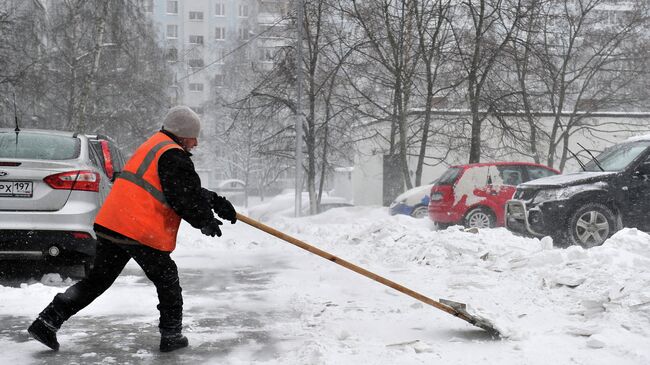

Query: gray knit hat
162,105,201,138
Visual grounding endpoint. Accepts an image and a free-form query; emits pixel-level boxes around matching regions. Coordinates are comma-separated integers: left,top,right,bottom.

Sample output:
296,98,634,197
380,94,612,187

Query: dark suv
505,137,650,248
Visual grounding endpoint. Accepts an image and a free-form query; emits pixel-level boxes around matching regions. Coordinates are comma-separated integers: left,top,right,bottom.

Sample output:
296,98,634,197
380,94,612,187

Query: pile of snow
1,204,649,364
251,207,650,363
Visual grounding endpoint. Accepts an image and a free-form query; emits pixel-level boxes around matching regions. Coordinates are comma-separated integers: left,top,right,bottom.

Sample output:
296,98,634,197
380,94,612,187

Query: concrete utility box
352,152,383,206
331,167,354,202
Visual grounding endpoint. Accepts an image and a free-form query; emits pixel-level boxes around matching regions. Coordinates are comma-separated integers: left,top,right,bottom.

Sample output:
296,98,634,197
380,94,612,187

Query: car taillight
71,232,92,239
430,192,444,201
99,140,115,180
44,170,100,192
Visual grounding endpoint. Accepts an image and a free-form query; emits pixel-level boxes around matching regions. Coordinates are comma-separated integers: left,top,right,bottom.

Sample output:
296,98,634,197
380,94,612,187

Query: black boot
28,318,60,351
160,333,188,352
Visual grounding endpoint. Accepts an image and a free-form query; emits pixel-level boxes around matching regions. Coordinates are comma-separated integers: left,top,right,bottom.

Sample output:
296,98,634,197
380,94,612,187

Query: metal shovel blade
439,299,501,337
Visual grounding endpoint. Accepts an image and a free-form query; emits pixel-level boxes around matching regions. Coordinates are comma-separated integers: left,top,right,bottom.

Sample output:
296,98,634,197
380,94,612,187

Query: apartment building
141,0,289,121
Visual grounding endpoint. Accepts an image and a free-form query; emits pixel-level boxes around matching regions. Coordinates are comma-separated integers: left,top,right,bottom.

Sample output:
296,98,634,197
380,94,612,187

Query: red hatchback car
428,162,560,228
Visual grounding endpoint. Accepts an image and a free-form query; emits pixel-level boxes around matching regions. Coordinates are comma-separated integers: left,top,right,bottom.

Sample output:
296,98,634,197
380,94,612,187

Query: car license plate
0,181,33,197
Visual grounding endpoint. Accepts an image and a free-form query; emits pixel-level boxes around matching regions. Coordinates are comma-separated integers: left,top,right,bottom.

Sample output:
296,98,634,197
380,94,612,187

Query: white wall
351,151,383,206
351,114,650,206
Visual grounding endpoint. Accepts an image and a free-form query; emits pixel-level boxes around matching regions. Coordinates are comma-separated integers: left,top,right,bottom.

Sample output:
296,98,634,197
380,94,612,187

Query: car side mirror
633,162,650,179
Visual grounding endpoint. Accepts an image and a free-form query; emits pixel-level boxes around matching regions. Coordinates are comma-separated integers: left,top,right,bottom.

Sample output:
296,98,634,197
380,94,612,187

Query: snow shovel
236,213,501,337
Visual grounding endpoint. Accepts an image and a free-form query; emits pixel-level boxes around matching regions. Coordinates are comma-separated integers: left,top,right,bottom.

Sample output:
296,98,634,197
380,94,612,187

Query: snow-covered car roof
393,183,435,203
247,192,352,220
624,134,650,143
213,179,246,188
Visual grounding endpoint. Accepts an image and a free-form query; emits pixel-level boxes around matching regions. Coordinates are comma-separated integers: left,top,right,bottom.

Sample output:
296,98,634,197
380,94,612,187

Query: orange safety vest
95,132,183,252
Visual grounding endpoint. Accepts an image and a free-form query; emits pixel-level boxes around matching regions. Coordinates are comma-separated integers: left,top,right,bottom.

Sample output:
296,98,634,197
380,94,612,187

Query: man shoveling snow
27,106,237,352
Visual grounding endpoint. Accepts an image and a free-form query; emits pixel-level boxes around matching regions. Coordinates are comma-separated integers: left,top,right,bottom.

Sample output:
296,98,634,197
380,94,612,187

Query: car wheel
435,222,451,230
464,207,495,229
411,205,429,218
567,203,616,248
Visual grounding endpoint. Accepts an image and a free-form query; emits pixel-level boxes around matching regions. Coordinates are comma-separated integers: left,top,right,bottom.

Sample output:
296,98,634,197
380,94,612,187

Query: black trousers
39,236,183,335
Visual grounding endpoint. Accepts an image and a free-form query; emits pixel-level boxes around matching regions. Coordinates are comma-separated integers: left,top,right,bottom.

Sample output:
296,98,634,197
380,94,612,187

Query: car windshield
583,141,650,172
435,167,461,186
0,132,80,160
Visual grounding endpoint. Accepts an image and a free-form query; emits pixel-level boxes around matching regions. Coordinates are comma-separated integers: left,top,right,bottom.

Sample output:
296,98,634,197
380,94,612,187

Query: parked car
0,129,124,277
428,162,559,229
211,179,246,206
389,182,437,218
506,137,650,248
248,191,353,221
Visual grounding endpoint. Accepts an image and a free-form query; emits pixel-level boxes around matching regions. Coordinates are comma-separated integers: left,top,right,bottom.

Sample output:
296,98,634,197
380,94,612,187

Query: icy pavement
0,252,297,364
1,206,650,364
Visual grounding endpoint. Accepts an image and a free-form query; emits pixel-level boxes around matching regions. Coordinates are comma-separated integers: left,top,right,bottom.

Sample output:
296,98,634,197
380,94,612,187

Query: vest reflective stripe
135,140,176,177
94,133,183,252
116,140,176,206
116,171,167,205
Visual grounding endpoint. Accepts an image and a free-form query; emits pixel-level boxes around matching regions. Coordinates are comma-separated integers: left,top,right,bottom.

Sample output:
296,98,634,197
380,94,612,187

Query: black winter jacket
95,129,216,242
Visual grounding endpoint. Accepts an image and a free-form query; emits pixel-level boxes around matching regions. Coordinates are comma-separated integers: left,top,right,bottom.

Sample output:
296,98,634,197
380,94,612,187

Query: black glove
200,218,223,237
212,194,237,224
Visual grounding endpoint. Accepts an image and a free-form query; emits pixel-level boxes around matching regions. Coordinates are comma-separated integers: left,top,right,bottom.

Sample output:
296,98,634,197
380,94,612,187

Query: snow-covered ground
1,206,649,364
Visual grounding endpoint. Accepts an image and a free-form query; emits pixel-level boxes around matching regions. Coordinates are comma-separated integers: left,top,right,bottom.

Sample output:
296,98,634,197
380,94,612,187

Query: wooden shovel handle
236,213,476,323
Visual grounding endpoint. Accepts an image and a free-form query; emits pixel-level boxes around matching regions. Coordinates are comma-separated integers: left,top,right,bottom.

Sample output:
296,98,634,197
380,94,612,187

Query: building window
166,0,178,14
166,47,178,62
215,48,226,64
576,99,597,111
259,47,275,62
189,35,204,45
215,2,225,16
238,26,250,40
192,106,204,115
188,58,204,68
606,10,618,25
238,4,249,17
166,24,178,39
260,2,281,14
189,11,204,20
213,74,225,87
140,0,153,12
189,83,204,91
240,47,250,61
215,27,226,41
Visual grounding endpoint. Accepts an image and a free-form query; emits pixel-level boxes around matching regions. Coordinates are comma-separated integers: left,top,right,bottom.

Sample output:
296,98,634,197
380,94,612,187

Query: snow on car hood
393,184,433,204
521,171,617,188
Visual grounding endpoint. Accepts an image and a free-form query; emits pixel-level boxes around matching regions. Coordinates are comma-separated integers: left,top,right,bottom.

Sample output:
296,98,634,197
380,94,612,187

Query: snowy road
2,206,650,364
0,252,298,364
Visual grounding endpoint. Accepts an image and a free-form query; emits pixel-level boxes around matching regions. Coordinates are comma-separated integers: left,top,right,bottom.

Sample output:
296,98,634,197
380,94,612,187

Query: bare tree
0,0,48,124
221,102,294,204
448,0,526,163
232,0,358,213
31,1,171,148
342,0,421,189
411,0,457,185
509,0,650,170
